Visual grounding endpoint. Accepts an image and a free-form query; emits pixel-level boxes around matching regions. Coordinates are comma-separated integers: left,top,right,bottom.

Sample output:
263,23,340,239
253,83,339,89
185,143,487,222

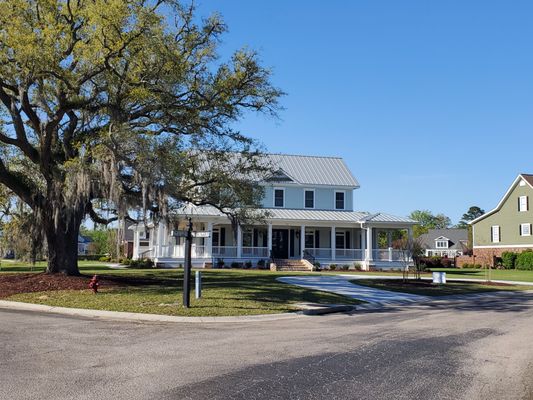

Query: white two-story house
131,153,415,270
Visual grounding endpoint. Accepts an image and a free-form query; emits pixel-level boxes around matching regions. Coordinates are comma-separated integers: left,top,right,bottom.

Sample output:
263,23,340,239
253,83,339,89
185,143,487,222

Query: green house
470,174,533,262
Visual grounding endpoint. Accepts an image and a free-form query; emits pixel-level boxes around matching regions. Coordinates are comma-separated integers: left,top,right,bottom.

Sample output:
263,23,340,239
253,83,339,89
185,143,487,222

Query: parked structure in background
131,153,416,270
417,228,468,257
470,174,533,265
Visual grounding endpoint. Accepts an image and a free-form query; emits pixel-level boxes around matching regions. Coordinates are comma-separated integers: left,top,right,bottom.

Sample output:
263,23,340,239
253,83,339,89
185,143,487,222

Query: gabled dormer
435,236,450,249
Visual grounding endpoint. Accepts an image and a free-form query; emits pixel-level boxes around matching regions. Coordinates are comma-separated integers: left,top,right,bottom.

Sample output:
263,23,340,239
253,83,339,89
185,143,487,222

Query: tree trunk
43,198,85,275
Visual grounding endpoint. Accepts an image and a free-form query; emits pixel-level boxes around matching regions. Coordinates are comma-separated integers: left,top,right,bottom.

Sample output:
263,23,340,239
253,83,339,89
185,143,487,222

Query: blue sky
195,1,533,224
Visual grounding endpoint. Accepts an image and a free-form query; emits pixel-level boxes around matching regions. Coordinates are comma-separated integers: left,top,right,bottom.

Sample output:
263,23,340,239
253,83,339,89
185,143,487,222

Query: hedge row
500,250,533,270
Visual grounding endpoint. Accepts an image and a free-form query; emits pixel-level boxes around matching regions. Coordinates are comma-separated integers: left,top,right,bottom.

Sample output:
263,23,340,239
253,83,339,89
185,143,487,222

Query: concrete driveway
2,291,533,400
278,275,430,306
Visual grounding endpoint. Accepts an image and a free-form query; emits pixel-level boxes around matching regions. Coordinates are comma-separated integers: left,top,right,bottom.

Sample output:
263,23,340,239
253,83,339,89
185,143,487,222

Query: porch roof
172,205,416,225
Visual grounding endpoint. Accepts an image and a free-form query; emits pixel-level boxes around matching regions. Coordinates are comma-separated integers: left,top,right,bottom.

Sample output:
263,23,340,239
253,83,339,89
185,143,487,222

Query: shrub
216,258,225,268
312,262,321,272
231,262,240,269
501,251,518,269
99,255,111,262
473,264,482,269
257,259,266,269
244,260,252,269
516,250,533,270
440,258,453,268
127,258,154,269
329,264,337,271
353,262,362,271
341,264,350,271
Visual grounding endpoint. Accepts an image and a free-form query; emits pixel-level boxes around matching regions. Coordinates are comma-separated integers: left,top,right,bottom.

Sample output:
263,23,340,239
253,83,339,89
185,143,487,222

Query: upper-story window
519,196,528,212
491,225,500,243
335,191,345,210
274,188,285,208
304,189,314,209
435,240,448,248
520,223,531,236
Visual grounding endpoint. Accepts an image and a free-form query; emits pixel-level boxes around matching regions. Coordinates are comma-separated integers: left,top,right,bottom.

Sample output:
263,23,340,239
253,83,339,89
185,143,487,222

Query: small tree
393,236,424,281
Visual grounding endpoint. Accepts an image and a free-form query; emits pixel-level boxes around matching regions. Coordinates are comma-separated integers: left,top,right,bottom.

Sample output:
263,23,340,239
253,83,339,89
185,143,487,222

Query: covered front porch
133,217,414,270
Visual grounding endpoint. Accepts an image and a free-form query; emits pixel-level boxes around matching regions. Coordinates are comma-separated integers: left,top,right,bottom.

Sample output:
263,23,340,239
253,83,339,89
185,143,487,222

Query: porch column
206,221,213,258
157,223,164,257
237,224,242,259
387,231,392,247
267,223,272,258
331,226,336,261
360,228,366,258
133,229,140,260
366,226,373,261
300,225,306,259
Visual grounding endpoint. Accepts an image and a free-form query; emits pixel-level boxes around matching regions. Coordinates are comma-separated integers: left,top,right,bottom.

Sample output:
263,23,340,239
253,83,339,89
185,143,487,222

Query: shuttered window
520,223,531,236
519,196,529,212
491,226,500,243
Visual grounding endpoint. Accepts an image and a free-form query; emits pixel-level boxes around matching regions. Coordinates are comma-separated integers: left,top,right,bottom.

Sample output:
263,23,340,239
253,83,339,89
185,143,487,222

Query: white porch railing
372,248,405,262
242,247,269,258
335,249,364,260
305,248,332,259
212,246,238,257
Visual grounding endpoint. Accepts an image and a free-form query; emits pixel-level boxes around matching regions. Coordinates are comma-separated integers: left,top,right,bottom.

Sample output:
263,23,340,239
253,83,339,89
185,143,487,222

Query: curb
0,300,353,323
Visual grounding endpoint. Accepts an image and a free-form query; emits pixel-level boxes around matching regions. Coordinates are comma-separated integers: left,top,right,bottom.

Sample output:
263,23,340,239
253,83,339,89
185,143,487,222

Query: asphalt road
2,292,533,400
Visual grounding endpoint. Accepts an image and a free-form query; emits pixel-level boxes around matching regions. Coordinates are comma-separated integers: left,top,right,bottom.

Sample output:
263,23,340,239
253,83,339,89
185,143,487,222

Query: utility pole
183,218,193,308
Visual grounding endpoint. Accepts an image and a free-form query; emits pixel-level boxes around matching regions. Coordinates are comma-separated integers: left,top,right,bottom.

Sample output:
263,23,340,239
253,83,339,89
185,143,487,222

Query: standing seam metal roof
267,154,359,187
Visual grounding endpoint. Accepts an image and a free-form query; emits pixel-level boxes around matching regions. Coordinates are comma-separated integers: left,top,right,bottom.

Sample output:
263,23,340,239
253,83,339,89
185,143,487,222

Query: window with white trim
491,225,500,243
519,196,528,212
335,191,345,210
520,223,531,236
435,240,448,248
274,188,285,207
304,189,314,209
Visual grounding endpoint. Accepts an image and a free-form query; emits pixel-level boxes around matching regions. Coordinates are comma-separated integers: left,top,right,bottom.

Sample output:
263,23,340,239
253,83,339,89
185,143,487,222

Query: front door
272,229,289,259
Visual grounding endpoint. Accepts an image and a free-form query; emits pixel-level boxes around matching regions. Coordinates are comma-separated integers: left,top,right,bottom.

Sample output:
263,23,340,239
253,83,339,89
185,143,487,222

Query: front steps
270,259,314,272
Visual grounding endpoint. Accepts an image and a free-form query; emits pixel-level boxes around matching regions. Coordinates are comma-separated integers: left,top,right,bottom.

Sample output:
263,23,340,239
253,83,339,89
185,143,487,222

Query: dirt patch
0,273,119,298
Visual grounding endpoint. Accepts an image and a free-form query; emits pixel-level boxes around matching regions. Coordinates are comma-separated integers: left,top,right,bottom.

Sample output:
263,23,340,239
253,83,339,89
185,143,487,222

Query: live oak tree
0,0,282,275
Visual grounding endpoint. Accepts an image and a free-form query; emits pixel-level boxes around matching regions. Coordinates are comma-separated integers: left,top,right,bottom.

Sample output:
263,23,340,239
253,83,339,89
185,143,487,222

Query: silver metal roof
173,205,415,225
267,154,359,187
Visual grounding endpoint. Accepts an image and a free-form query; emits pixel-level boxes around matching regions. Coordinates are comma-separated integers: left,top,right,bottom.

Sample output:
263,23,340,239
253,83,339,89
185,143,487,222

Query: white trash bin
432,271,446,284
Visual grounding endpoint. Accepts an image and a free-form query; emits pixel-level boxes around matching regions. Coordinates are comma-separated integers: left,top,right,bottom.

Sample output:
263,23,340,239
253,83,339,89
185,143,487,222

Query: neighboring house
78,235,93,255
470,174,533,264
417,229,468,258
131,153,416,270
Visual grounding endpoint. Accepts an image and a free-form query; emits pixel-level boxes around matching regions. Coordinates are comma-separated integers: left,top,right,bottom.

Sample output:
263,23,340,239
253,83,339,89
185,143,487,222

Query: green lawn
6,269,362,317
352,278,533,297
430,268,533,283
0,260,114,273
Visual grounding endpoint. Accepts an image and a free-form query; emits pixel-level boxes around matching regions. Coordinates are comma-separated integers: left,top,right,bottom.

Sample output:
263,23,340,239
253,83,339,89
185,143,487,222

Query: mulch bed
0,273,119,298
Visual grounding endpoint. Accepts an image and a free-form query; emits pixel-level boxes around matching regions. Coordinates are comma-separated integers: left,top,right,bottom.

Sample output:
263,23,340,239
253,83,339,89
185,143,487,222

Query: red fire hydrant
88,275,99,294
